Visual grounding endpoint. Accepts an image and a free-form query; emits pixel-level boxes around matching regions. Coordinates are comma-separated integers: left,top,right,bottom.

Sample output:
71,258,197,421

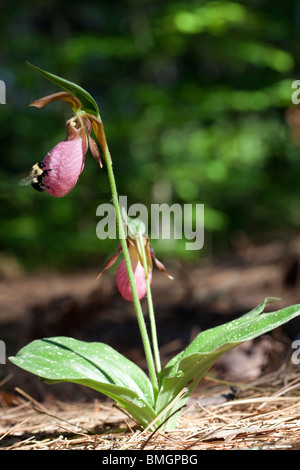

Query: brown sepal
30,92,82,111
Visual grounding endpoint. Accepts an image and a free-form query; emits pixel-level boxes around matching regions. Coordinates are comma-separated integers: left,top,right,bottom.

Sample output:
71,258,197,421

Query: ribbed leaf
10,336,156,428
156,300,300,425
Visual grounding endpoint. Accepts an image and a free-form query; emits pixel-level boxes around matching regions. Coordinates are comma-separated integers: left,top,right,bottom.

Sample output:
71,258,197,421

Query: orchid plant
10,63,300,431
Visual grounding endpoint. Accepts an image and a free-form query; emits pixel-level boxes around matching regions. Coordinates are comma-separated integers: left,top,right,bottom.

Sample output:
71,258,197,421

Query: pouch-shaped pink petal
116,259,152,302
43,137,86,197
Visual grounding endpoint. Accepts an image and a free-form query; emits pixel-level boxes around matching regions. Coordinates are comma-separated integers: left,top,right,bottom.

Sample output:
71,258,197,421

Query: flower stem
103,144,159,396
138,233,162,382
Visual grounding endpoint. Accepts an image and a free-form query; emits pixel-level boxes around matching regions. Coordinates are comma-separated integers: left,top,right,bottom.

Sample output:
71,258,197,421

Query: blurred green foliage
0,0,300,271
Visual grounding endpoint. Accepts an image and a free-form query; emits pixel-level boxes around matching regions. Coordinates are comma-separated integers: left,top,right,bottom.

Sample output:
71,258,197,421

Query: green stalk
104,144,159,396
138,233,161,381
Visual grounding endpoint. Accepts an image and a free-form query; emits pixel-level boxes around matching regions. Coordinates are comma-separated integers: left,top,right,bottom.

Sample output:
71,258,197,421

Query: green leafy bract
10,336,156,428
26,62,99,117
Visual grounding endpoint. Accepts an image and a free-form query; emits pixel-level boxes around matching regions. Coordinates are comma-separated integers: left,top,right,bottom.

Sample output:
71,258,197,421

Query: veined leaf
156,300,300,422
162,297,277,378
26,62,99,117
10,336,156,428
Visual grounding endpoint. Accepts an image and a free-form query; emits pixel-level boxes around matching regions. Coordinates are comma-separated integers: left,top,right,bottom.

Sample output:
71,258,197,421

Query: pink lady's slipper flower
42,116,88,197
28,92,105,197
97,234,173,302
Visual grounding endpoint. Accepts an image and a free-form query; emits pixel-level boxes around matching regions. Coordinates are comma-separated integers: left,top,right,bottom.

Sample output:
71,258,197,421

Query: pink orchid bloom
116,258,153,302
42,116,88,197
28,92,105,197
97,235,173,302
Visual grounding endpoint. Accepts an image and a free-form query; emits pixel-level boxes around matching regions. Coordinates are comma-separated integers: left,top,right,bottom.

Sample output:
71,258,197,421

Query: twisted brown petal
150,246,174,280
81,115,103,167
83,113,110,164
96,244,123,280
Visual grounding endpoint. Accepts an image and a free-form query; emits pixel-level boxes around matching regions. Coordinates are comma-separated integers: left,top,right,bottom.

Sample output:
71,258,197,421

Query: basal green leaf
162,297,279,378
26,62,99,117
157,300,300,421
10,336,156,428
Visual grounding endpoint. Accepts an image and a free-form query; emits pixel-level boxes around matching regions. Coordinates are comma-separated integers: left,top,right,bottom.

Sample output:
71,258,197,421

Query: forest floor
1,238,300,450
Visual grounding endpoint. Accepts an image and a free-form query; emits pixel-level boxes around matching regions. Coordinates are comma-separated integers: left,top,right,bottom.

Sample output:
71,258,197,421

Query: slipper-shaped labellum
42,117,88,197
116,258,152,302
29,92,103,197
97,235,173,302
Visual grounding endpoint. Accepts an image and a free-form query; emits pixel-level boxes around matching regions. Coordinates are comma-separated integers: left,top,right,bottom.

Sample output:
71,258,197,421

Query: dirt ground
1,238,300,450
